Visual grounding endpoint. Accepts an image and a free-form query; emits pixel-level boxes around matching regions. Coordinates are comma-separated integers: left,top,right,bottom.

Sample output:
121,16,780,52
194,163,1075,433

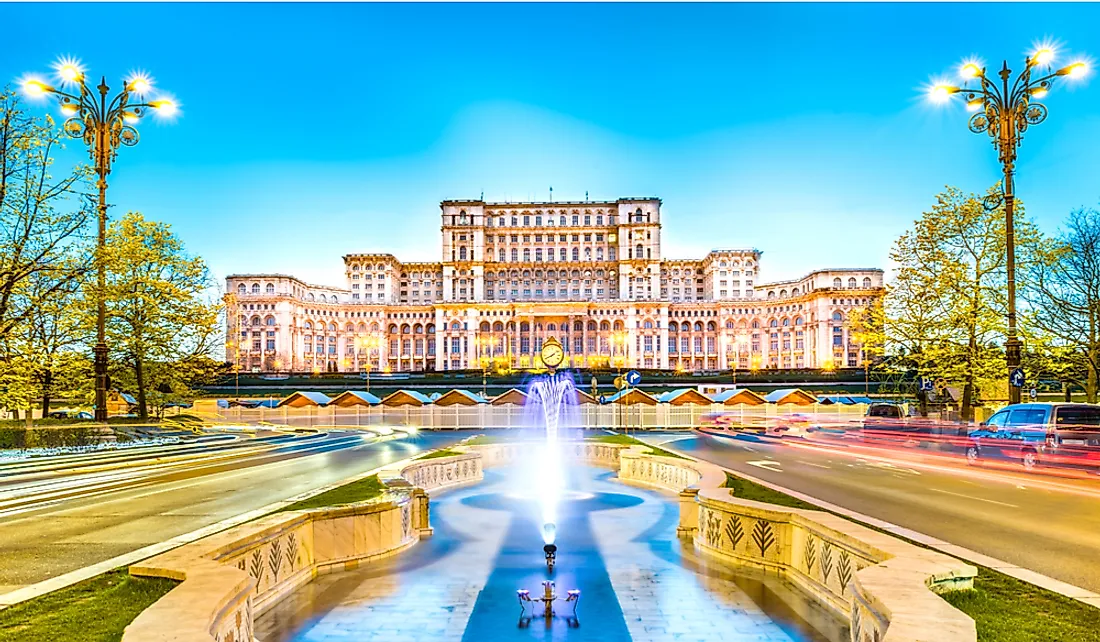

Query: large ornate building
226,197,883,374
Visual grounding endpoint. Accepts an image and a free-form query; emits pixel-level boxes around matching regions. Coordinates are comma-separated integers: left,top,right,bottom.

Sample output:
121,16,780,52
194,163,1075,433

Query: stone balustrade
121,449,484,642
621,449,977,642
121,440,977,642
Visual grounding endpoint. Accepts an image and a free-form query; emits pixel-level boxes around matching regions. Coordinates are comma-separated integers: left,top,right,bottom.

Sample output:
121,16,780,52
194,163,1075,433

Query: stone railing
464,440,626,468
120,451,483,642
620,449,977,642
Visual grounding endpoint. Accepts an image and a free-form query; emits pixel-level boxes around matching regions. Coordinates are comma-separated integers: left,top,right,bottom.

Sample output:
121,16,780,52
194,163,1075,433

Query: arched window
848,277,857,289
520,321,530,331
751,320,760,329
498,248,506,262
304,321,313,330
237,283,246,295
265,283,275,294
832,311,844,323
327,323,336,331
587,320,597,331
389,324,398,334
707,321,717,331
769,319,778,328
251,283,260,294
414,324,423,334
780,289,787,298
546,323,557,332
833,278,842,288
493,321,504,332
643,320,654,329
250,316,261,326
401,324,411,334
265,316,276,326
459,247,467,261
694,321,703,332
794,317,803,325
574,320,584,332
479,321,490,332
635,244,643,259
450,321,462,330
571,248,579,261
726,320,734,329
863,277,872,288
782,318,790,327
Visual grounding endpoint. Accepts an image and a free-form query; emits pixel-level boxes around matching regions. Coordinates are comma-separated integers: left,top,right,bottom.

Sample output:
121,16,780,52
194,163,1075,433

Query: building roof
710,389,767,406
574,389,600,405
277,391,332,408
657,389,713,406
604,388,659,405
764,389,817,406
380,390,434,406
433,389,488,406
329,391,382,407
491,388,529,405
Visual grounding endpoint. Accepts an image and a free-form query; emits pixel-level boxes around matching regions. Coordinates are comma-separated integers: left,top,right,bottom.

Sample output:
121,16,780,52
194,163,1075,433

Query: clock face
541,342,565,368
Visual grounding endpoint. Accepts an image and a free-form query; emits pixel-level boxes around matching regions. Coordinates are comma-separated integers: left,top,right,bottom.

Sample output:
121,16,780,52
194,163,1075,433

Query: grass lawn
279,474,386,512
589,433,687,459
720,472,1100,642
0,569,177,642
416,448,463,460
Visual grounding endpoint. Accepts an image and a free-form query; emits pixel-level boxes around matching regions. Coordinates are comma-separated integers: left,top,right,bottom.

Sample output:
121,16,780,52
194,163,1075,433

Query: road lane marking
747,460,782,471
797,461,831,469
929,488,1019,508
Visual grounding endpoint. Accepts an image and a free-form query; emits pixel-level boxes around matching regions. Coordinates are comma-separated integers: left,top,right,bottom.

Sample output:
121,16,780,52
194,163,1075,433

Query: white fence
220,402,870,431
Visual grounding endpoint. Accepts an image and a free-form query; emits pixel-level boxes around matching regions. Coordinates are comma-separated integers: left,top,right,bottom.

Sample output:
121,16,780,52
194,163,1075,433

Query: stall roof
277,391,332,408
380,390,433,407
765,389,817,406
433,389,488,406
604,388,659,405
574,389,600,405
491,389,529,405
658,389,714,405
329,391,382,407
710,389,767,406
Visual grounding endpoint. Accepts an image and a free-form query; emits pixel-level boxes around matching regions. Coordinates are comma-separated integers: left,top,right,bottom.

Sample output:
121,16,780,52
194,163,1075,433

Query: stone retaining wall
123,452,482,642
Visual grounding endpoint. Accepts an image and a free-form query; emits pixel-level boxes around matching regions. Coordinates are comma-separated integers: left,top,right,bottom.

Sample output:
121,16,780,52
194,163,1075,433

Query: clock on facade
541,337,565,369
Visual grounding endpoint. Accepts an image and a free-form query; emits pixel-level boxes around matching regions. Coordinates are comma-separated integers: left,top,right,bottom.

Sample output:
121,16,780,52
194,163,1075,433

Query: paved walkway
255,466,844,642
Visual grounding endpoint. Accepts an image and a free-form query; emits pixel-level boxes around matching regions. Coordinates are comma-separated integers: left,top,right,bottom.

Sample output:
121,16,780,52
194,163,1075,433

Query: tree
1025,207,1100,402
99,211,220,420
876,186,1042,421
0,88,91,344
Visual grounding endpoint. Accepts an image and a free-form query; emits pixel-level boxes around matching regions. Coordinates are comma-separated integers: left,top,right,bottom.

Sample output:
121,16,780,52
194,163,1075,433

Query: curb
650,434,1100,610
0,435,417,610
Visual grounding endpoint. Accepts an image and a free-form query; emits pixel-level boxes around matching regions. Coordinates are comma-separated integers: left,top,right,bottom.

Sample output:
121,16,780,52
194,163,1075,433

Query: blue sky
4,3,1098,287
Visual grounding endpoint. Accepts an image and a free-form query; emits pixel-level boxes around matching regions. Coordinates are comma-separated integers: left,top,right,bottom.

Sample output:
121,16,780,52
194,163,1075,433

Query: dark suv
966,403,1100,471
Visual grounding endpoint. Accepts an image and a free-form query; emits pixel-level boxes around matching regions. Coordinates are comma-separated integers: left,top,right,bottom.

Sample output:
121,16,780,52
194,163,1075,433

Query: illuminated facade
226,197,883,373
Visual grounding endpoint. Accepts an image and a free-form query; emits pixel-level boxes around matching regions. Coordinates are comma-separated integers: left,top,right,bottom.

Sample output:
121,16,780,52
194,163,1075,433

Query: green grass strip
416,449,463,460
588,433,688,459
279,474,386,512
720,472,1100,642
0,569,177,642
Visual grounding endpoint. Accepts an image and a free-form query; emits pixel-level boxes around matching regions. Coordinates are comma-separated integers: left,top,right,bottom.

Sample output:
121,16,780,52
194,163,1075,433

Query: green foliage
874,186,1044,418
0,425,99,450
280,474,386,512
0,568,177,642
98,212,221,420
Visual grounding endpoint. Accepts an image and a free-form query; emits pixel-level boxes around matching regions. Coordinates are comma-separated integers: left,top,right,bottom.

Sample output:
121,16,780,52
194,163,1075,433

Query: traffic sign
625,370,642,386
919,377,934,392
614,376,625,390
1010,367,1025,388
599,395,608,404
1029,387,1038,400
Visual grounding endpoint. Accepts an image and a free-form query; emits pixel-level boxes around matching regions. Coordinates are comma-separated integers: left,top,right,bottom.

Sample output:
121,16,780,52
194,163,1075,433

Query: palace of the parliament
227,197,883,374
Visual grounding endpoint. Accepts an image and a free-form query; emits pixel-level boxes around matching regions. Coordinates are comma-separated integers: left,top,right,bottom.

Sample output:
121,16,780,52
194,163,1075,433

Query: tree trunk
961,381,973,423
25,406,32,429
40,369,52,418
1088,358,1097,404
917,388,928,417
135,357,149,421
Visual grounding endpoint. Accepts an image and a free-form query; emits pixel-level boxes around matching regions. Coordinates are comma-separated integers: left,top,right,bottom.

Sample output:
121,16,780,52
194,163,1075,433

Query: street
0,430,462,594
642,431,1100,594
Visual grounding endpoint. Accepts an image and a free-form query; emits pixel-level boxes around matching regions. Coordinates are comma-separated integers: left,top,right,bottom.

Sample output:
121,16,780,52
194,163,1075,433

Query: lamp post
930,46,1088,404
22,59,177,421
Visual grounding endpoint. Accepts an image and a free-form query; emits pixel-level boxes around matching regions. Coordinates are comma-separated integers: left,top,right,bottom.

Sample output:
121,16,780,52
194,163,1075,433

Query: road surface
642,431,1100,593
0,429,462,593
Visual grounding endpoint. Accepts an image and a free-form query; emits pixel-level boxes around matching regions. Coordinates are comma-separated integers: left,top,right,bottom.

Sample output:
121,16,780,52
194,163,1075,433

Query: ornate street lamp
22,58,177,420
930,46,1088,404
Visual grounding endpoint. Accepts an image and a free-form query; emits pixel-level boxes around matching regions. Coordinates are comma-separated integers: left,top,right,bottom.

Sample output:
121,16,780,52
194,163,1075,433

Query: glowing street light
20,57,179,421
928,43,1089,405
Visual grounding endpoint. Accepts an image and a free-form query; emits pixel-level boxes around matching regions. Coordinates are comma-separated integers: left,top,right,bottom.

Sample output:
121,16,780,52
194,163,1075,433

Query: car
966,403,1100,472
47,410,94,420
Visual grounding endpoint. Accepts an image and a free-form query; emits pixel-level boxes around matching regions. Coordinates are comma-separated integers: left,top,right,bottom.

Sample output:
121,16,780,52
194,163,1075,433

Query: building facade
226,197,883,374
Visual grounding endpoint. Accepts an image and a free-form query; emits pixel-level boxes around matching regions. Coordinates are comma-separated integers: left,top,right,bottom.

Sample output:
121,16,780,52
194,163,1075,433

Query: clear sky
3,3,1098,288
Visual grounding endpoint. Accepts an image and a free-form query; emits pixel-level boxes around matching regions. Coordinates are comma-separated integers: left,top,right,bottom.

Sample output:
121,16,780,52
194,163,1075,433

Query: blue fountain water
523,371,580,544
